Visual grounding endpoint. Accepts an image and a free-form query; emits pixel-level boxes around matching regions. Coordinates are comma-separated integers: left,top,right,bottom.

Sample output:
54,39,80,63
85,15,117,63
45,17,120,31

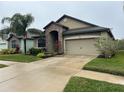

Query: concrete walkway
75,70,124,85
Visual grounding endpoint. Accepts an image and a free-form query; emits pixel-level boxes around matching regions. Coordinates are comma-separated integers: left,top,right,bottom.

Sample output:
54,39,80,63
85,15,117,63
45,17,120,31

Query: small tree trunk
24,39,26,54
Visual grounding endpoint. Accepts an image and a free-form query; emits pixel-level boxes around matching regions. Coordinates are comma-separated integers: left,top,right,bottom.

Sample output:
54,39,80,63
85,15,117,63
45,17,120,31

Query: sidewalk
75,70,124,85
0,61,19,66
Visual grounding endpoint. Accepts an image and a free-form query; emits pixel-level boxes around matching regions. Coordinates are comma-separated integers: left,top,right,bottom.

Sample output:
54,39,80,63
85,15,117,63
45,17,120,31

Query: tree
95,37,118,58
118,39,124,50
1,13,34,54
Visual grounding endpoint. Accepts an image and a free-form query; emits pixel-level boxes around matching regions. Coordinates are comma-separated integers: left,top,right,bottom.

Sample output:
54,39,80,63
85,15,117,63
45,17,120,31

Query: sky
0,1,124,39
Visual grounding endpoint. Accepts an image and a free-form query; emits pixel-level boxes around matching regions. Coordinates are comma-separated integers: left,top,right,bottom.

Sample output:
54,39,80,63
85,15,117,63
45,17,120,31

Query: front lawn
0,54,41,63
64,76,124,92
0,64,7,68
83,51,124,76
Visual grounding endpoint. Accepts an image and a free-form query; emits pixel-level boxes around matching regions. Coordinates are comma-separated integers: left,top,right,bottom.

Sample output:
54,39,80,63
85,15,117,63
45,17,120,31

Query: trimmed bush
0,48,16,54
0,49,8,54
29,48,42,56
8,48,16,54
37,52,45,58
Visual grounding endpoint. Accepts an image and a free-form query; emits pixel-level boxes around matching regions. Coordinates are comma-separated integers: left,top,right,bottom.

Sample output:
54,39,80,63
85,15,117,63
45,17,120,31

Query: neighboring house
0,37,8,51
6,29,45,53
44,15,114,55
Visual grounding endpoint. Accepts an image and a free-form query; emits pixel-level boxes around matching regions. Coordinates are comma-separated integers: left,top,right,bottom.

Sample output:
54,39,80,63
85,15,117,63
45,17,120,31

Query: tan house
44,15,114,55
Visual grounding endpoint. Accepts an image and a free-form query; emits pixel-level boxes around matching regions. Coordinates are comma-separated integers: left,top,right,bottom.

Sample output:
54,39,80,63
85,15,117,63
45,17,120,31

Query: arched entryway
50,31,59,53
44,22,66,54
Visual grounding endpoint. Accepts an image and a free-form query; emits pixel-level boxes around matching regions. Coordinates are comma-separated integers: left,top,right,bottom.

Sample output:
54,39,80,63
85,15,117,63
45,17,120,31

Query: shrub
8,48,16,54
29,48,42,56
0,48,16,54
95,37,118,58
15,45,20,53
0,49,8,54
37,52,45,58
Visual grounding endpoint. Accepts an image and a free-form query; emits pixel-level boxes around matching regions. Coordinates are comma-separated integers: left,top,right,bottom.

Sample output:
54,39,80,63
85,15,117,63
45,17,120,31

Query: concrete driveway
0,55,95,92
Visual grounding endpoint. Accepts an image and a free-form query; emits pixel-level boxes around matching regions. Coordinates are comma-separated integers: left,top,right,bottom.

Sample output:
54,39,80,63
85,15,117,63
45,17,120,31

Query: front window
11,40,16,48
38,38,45,47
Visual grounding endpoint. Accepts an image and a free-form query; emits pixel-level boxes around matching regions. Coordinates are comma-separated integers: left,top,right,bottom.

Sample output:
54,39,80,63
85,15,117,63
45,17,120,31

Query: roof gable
7,34,34,41
43,21,68,29
56,15,98,29
7,34,18,41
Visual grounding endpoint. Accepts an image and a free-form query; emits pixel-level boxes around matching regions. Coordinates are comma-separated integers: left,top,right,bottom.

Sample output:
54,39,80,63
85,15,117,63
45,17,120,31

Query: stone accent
45,23,67,54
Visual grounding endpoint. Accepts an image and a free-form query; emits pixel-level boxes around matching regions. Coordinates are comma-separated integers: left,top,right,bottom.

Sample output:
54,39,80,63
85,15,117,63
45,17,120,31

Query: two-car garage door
65,38,99,55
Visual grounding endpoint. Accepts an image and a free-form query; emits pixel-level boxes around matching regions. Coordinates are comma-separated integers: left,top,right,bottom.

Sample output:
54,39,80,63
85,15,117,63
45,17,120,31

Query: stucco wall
33,39,37,47
33,38,45,48
8,36,20,48
26,32,39,38
58,18,92,29
20,39,34,53
26,39,34,52
20,39,24,53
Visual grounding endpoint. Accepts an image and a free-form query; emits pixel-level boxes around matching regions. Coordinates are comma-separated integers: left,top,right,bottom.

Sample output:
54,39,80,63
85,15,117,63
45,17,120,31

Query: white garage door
65,38,99,55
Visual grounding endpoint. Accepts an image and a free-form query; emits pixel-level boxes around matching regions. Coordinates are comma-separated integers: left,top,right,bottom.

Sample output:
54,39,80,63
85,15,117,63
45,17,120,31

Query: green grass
0,54,41,63
83,51,124,76
0,64,7,68
64,76,124,92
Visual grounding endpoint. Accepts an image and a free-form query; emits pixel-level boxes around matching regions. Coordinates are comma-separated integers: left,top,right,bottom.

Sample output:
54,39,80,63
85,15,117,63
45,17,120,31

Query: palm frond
25,14,34,27
1,17,11,24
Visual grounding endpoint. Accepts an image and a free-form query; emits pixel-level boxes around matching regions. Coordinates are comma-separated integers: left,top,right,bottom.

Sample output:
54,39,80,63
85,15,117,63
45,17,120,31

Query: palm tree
1,13,34,54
